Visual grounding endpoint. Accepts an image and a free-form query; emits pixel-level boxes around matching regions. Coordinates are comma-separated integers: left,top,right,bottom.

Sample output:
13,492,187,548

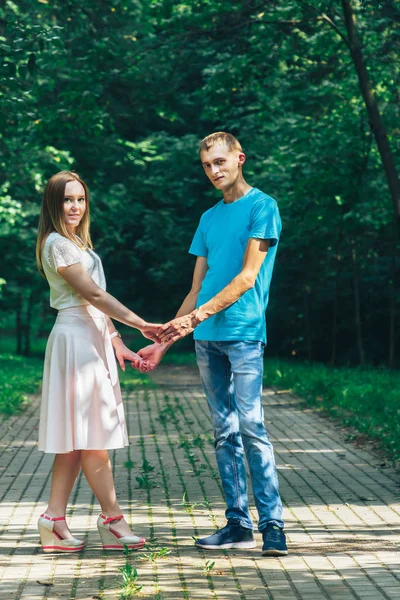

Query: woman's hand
140,322,163,343
113,339,148,373
137,343,167,371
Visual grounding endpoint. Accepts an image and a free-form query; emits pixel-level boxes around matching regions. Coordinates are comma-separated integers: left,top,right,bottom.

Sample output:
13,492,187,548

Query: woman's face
63,180,86,233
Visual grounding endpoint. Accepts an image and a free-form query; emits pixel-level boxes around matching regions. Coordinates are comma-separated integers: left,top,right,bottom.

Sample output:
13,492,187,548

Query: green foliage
201,560,215,575
179,491,208,513
118,561,142,599
161,352,198,366
140,544,171,563
263,358,400,461
135,473,158,490
1,0,399,366
0,353,42,414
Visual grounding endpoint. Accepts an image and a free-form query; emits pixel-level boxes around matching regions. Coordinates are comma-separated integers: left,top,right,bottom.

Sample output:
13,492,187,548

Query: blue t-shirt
189,187,281,344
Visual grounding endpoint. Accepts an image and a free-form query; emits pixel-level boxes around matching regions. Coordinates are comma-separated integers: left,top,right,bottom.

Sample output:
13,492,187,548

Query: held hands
157,311,199,344
140,322,163,344
113,339,149,373
134,311,201,372
136,343,167,372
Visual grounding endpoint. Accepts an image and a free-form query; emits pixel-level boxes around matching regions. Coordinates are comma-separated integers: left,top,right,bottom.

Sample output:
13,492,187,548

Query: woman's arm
106,316,148,372
58,262,160,341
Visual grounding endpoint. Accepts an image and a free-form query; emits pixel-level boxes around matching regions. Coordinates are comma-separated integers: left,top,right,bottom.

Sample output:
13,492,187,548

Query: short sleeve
189,219,208,257
47,237,82,271
249,199,282,247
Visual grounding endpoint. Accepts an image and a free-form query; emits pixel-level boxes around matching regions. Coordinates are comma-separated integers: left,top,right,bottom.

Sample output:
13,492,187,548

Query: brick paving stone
0,364,399,599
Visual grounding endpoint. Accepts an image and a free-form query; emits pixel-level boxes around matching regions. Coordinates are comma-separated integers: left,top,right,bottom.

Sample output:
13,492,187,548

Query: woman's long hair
36,171,93,277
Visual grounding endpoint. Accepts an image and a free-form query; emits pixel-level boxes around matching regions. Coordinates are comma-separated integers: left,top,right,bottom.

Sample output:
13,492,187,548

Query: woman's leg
45,450,82,538
80,449,136,537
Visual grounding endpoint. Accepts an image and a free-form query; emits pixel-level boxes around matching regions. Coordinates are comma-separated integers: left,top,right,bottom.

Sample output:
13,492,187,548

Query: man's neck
222,178,253,204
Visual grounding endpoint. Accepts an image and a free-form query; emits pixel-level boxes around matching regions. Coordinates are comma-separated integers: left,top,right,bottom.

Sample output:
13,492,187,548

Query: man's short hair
199,132,243,154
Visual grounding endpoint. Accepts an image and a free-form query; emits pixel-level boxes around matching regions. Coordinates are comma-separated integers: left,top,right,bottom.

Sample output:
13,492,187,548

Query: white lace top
42,232,106,310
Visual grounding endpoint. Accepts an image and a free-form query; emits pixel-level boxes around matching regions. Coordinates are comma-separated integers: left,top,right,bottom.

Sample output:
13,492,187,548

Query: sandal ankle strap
40,513,66,522
100,513,124,525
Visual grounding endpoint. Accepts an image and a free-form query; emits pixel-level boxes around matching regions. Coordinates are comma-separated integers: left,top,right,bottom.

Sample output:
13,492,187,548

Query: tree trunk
388,225,397,368
23,291,33,357
341,0,400,234
350,241,365,365
330,264,339,366
303,288,312,361
15,293,23,356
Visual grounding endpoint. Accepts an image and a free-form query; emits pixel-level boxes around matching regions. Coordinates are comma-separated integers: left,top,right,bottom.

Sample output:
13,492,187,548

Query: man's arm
137,256,208,366
158,238,270,343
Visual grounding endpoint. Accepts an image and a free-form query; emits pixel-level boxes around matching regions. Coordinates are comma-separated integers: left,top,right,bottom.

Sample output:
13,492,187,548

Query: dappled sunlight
1,386,400,598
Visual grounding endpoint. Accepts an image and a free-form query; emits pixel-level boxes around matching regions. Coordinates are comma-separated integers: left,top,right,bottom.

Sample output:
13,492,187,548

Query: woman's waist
56,304,106,321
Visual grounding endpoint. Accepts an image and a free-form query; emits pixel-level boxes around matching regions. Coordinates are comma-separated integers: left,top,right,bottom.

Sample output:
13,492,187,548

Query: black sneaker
195,520,256,550
261,524,288,556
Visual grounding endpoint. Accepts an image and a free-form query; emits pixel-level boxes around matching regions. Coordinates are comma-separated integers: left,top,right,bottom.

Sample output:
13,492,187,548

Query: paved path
1,364,400,600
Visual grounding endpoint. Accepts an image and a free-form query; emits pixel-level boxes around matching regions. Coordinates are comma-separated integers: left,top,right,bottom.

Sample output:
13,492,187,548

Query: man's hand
113,340,148,373
158,311,199,343
137,343,167,371
140,322,163,343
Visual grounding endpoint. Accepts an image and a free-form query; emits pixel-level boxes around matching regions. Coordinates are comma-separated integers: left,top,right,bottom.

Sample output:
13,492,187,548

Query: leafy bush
0,353,42,415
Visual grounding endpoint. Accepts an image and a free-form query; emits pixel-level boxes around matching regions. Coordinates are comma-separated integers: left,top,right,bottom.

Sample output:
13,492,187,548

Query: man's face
200,142,245,191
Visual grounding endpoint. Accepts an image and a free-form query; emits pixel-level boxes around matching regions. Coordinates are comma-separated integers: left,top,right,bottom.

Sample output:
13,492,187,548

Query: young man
138,132,287,556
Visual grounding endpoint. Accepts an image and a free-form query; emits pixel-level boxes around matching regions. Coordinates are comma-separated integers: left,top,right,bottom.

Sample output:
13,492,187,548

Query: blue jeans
195,340,284,532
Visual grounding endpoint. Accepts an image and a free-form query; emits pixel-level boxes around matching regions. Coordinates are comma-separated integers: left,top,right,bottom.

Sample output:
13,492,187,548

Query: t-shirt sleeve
48,237,82,271
189,219,208,257
249,199,282,247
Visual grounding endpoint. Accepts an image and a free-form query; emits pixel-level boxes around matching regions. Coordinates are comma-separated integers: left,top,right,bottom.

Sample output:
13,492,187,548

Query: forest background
1,0,400,369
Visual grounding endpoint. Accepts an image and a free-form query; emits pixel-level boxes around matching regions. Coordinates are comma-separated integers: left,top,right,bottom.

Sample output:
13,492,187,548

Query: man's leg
195,340,253,530
228,341,284,532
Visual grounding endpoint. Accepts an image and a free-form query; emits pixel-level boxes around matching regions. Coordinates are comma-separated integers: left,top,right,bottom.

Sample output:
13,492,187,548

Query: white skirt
38,305,128,453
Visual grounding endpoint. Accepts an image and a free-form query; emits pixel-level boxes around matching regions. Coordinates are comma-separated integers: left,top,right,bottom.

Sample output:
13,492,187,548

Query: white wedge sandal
97,513,145,550
38,513,85,553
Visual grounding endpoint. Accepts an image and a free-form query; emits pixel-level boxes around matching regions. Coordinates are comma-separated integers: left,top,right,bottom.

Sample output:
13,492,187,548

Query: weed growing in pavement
136,473,158,490
141,459,155,473
173,397,185,414
147,536,159,544
135,457,159,489
154,587,164,599
201,560,215,575
118,547,143,598
179,492,208,513
178,436,192,451
141,544,171,563
191,463,208,477
124,460,135,470
192,434,205,448
157,404,180,425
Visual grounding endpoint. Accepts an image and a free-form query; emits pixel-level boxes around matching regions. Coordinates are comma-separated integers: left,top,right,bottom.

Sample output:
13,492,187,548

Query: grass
160,351,197,366
118,368,155,390
263,358,400,463
0,353,43,415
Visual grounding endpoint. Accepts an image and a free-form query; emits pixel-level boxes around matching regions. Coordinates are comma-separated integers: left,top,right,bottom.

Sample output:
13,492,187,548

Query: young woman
36,170,159,553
